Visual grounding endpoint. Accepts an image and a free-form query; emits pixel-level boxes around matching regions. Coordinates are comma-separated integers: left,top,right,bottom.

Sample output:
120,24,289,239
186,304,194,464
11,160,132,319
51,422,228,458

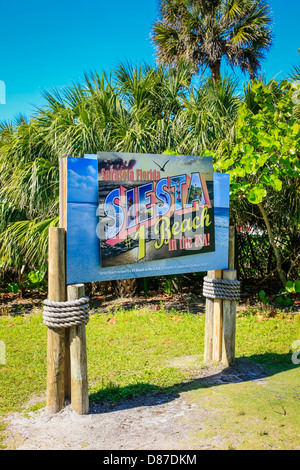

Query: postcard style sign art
66,153,230,285
97,152,215,268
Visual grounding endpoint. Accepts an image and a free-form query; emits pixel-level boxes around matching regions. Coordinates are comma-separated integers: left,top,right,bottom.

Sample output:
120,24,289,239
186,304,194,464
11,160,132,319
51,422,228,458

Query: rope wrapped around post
203,276,240,300
43,296,90,328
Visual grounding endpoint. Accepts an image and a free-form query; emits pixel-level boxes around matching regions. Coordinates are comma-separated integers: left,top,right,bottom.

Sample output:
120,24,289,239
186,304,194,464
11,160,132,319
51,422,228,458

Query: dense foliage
0,65,239,285
0,62,299,296
218,80,300,286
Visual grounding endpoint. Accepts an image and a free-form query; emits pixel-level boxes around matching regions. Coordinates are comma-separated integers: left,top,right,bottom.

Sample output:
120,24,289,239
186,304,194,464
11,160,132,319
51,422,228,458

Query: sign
65,154,230,285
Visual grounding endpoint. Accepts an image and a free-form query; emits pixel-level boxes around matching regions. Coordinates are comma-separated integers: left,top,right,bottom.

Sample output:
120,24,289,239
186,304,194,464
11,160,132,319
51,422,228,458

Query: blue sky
0,0,299,122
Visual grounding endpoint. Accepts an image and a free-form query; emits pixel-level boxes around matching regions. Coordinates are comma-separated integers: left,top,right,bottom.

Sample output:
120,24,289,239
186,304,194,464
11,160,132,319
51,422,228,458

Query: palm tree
0,114,60,282
182,75,240,152
152,0,273,81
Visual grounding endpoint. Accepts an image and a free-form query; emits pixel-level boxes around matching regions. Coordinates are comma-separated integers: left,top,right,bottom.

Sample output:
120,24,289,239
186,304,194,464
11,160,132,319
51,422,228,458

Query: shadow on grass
89,353,299,414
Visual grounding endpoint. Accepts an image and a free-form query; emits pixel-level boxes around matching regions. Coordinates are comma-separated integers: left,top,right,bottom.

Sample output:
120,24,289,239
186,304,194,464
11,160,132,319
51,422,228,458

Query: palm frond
288,65,300,82
152,0,273,80
0,217,59,268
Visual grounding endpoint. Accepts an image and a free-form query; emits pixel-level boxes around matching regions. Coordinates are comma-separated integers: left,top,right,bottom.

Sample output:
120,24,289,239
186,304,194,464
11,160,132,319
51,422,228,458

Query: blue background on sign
66,156,230,285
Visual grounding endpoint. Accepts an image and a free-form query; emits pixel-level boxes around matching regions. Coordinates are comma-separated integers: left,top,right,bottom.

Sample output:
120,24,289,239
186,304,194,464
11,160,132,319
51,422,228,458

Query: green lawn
0,305,300,449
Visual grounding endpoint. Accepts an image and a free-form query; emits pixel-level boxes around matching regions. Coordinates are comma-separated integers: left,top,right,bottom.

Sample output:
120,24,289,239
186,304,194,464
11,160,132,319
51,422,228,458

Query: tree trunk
115,278,139,298
258,202,286,287
210,61,221,82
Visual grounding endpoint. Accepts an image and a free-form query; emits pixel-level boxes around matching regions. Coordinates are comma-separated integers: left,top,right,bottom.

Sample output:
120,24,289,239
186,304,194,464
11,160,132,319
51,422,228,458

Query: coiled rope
43,296,90,328
203,276,240,300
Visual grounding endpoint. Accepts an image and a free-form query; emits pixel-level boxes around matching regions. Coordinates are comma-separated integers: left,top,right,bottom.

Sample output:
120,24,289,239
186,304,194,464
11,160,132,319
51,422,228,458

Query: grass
0,304,300,449
186,366,300,449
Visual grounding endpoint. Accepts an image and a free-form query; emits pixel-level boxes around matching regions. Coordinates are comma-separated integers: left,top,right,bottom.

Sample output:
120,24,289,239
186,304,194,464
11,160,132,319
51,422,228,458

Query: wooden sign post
46,228,89,415
46,227,67,413
67,284,89,415
45,158,89,415
204,226,238,367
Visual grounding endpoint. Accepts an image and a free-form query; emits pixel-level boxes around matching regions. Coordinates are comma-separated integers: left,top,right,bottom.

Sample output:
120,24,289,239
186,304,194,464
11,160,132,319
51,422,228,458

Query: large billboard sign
65,153,230,285
97,152,215,268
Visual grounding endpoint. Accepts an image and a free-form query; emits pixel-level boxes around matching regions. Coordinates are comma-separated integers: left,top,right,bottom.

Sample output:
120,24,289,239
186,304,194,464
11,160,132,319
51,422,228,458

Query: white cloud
68,169,96,188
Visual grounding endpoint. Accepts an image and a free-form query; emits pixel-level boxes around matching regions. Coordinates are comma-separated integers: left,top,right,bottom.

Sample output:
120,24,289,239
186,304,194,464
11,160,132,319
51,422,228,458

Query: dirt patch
0,292,46,316
3,361,268,450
